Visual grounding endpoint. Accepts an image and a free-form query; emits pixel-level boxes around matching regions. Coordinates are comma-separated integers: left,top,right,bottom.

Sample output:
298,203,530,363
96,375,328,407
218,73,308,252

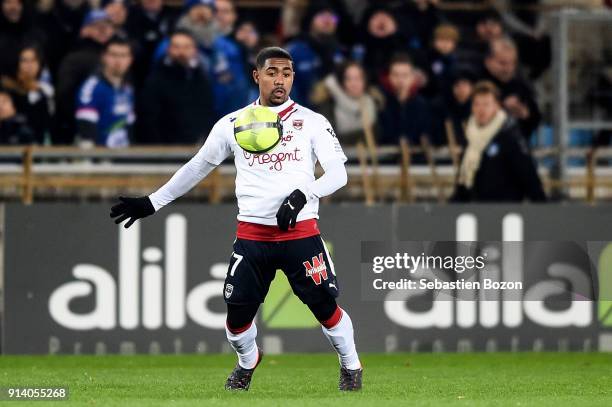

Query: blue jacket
75,74,134,147
210,35,258,117
285,38,344,107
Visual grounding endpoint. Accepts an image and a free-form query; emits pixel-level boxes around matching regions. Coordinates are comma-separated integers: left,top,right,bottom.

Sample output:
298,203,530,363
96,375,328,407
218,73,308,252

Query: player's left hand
276,189,307,231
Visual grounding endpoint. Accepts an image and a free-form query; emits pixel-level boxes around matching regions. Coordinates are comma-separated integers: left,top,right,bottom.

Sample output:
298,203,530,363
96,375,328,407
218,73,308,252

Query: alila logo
384,213,593,329
48,215,227,331
303,253,328,285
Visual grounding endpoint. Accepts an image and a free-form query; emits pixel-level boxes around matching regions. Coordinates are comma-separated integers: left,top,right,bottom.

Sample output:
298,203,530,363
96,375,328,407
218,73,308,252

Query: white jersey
198,98,347,225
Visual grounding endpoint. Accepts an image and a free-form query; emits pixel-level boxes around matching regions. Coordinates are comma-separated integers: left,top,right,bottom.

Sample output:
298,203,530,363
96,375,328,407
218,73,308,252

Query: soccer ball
234,106,283,154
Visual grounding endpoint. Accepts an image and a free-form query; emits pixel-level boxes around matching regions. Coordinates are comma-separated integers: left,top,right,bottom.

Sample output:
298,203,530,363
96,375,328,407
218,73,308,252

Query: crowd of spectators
1,0,609,202
0,0,563,149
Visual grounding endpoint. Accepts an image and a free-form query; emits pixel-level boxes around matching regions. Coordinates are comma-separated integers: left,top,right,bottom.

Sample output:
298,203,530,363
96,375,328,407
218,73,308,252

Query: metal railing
1,144,611,204
550,10,612,188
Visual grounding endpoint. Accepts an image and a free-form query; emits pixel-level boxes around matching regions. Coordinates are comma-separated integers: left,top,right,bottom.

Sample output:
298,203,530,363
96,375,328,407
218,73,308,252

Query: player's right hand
110,196,155,228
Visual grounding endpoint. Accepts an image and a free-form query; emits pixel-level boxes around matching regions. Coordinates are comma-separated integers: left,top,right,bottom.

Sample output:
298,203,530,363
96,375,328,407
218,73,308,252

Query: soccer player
109,47,363,391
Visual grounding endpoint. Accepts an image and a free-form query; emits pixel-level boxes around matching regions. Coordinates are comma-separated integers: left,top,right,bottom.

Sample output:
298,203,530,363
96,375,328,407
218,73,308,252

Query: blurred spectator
494,0,551,79
286,3,346,106
357,6,407,85
176,0,220,49
103,0,129,36
1,44,54,144
152,0,220,66
310,60,381,145
127,0,178,88
592,64,612,147
211,19,260,117
423,23,460,99
0,0,555,155
0,89,34,144
458,10,505,69
281,0,353,45
75,37,134,148
394,0,442,51
0,0,46,76
54,9,115,145
215,0,237,36
451,81,545,202
38,0,91,78
338,0,368,29
482,38,541,140
277,0,352,42
378,53,432,147
137,29,214,144
431,69,475,146
475,10,505,53
281,0,306,40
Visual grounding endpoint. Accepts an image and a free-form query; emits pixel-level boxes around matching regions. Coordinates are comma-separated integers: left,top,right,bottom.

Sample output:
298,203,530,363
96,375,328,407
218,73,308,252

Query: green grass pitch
1,352,611,406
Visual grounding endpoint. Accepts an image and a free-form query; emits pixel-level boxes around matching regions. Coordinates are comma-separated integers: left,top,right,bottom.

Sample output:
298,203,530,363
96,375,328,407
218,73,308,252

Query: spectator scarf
458,109,507,188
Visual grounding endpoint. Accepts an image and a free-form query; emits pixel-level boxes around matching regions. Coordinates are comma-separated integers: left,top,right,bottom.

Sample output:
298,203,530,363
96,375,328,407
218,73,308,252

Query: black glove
276,189,307,231
110,196,155,228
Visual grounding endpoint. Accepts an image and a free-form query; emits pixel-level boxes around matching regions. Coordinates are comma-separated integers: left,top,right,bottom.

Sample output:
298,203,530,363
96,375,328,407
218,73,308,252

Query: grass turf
0,353,611,406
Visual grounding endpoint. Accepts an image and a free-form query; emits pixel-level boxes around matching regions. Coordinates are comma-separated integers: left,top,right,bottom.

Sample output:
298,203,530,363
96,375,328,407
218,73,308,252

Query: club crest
224,283,234,298
293,119,303,130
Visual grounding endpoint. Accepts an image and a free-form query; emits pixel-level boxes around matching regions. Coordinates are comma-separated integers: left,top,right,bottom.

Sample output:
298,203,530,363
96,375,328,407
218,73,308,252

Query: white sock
321,308,362,370
225,322,259,369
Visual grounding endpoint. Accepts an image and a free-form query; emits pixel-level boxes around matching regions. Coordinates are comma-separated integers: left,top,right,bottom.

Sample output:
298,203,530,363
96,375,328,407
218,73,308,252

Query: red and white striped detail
75,108,99,123
321,306,343,329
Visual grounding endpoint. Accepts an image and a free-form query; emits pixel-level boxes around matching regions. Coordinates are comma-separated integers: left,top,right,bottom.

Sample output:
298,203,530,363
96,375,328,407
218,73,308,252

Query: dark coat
54,38,105,144
38,1,90,77
4,86,52,145
431,95,470,146
0,114,35,145
422,49,457,99
378,90,432,146
0,1,46,76
126,5,178,89
482,69,541,140
394,1,442,50
359,30,409,83
137,59,214,144
451,117,546,202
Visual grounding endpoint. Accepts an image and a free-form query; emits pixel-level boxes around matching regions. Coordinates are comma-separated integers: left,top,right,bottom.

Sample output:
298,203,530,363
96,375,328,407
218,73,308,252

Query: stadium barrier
1,203,611,354
0,145,611,204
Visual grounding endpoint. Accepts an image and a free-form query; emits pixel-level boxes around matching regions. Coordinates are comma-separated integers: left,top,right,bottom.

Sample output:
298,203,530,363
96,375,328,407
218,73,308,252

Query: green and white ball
234,106,283,154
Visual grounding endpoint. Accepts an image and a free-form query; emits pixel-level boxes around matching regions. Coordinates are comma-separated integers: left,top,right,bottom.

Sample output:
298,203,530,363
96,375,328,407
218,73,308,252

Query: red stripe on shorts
236,219,320,242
